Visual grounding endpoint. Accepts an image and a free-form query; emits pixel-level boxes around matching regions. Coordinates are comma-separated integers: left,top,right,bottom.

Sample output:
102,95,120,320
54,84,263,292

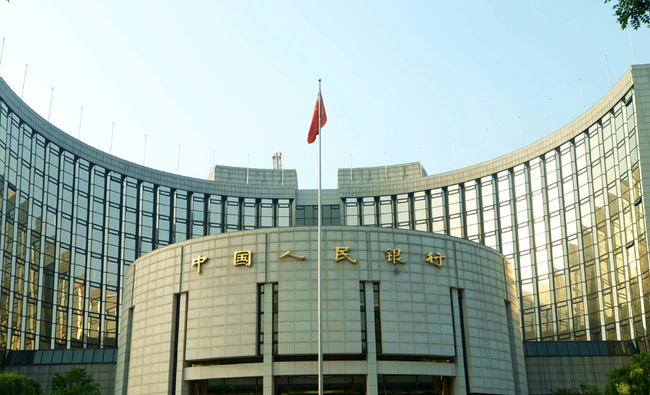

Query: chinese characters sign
191,255,208,274
425,252,445,267
384,248,405,264
234,250,252,266
191,247,445,273
334,246,357,263
279,251,306,260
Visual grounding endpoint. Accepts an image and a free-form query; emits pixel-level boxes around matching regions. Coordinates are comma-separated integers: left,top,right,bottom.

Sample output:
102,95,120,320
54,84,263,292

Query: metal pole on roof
628,27,636,65
579,79,586,113
486,129,491,160
143,134,147,165
48,87,54,121
605,55,612,89
453,139,457,170
384,153,388,182
77,106,83,139
519,116,524,147
110,122,114,155
21,64,27,99
549,99,556,132
0,38,5,68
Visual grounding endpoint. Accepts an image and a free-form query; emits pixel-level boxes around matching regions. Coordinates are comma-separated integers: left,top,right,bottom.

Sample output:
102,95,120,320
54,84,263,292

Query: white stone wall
116,227,526,395
184,233,263,360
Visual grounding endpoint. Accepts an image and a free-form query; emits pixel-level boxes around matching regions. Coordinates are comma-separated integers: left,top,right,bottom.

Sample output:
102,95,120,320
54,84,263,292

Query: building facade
114,227,526,395
0,64,647,393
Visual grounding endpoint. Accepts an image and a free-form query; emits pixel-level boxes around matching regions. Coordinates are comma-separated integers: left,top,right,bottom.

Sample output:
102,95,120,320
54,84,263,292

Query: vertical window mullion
359,282,367,354
373,282,382,354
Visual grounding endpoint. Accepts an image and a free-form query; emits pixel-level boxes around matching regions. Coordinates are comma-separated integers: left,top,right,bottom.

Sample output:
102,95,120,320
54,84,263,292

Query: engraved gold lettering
384,248,405,264
191,255,208,274
334,246,357,264
234,250,252,266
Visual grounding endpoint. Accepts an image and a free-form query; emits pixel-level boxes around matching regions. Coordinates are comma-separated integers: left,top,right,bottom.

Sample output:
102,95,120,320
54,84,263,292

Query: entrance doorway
377,375,449,395
275,376,366,395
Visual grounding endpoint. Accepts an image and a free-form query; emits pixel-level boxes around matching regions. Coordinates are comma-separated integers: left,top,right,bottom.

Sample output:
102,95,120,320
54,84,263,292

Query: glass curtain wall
0,84,647,354
0,98,292,353
343,89,649,349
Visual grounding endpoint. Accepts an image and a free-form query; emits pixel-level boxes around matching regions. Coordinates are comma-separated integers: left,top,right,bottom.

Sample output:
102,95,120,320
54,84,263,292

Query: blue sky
0,1,648,189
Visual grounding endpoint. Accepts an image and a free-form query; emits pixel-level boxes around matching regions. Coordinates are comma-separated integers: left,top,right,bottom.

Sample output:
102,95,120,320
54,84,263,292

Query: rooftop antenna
579,79,586,113
246,154,249,184
21,64,28,99
0,37,5,68
273,151,283,185
549,99,556,132
628,26,636,65
47,87,54,121
419,147,422,176
453,140,457,170
605,55,612,89
143,134,147,165
177,144,181,174
384,153,388,182
518,116,524,147
212,150,215,169
272,152,282,169
109,122,114,154
77,106,83,139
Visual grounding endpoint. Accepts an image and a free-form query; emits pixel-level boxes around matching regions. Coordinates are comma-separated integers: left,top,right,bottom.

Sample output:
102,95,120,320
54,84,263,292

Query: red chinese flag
307,92,327,144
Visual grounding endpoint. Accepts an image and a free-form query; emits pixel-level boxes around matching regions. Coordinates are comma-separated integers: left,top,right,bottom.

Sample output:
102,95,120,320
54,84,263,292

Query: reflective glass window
225,197,239,232
362,197,376,227
345,199,359,226
208,195,223,234
174,190,189,240
379,196,392,228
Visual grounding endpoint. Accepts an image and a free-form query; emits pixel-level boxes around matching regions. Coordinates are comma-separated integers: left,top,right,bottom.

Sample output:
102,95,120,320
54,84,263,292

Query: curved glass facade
0,94,293,353
0,65,649,360
343,89,649,347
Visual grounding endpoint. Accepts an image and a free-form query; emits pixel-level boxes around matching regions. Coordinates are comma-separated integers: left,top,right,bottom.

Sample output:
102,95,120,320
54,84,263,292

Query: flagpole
317,79,323,395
